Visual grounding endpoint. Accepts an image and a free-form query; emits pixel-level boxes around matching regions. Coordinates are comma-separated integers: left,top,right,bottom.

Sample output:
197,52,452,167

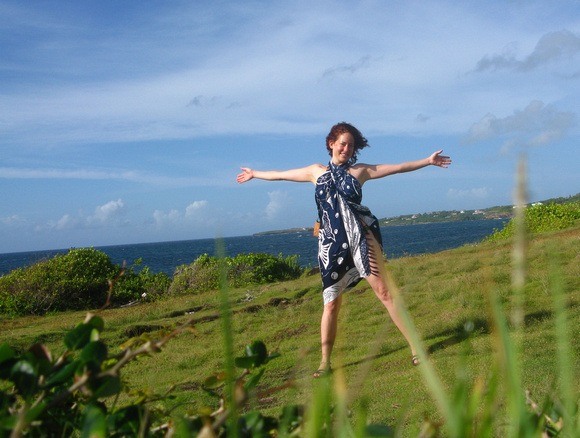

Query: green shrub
0,248,116,316
169,252,303,295
227,253,302,286
0,314,193,436
0,249,170,316
111,259,171,305
487,202,580,241
0,308,297,436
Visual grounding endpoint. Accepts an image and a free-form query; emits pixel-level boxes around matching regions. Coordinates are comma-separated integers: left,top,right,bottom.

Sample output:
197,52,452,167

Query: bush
487,202,580,241
0,312,294,436
110,259,171,305
0,314,192,436
169,252,303,295
0,249,170,316
0,248,116,316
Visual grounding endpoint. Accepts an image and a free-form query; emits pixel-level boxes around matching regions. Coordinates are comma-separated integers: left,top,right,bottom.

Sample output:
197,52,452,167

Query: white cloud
1,215,24,226
153,209,181,226
153,201,212,229
34,199,127,232
465,100,576,148
475,29,580,72
265,190,289,220
321,55,373,79
89,199,124,223
0,166,218,188
185,200,208,217
51,214,79,231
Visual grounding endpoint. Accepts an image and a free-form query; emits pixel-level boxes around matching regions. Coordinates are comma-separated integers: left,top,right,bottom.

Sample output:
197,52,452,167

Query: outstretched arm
355,150,451,183
236,164,323,184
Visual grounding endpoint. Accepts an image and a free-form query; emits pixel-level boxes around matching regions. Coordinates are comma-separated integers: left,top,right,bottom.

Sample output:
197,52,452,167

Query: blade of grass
215,238,238,438
305,377,333,438
550,247,577,435
384,270,458,436
489,155,529,437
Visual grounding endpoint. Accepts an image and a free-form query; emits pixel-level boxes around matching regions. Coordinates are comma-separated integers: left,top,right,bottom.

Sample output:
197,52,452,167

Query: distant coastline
253,193,579,237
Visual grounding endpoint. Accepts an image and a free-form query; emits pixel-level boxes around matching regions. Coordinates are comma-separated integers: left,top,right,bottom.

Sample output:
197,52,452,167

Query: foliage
169,252,303,295
0,249,170,316
0,248,115,316
177,340,296,436
0,311,196,437
486,201,580,241
0,308,300,436
110,259,171,306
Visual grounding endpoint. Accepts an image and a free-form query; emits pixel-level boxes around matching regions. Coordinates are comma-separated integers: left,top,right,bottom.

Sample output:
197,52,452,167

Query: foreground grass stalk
505,155,528,436
332,368,353,438
216,240,239,438
488,287,529,437
511,155,528,311
384,271,459,436
551,251,578,435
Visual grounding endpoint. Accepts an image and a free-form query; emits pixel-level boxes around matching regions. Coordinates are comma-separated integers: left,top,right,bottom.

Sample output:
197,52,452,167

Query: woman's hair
325,122,369,163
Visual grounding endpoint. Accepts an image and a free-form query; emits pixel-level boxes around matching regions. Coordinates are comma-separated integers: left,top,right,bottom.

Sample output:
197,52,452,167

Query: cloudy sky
1,0,578,254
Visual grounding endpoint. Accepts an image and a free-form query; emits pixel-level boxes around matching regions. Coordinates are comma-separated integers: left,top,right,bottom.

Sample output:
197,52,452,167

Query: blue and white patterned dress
315,162,383,304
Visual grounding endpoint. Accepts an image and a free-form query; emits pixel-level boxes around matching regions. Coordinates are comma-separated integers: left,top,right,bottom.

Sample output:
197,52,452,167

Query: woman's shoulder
310,163,328,180
349,163,372,184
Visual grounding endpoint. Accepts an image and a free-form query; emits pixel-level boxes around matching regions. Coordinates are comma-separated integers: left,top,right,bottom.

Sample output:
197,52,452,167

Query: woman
237,122,451,376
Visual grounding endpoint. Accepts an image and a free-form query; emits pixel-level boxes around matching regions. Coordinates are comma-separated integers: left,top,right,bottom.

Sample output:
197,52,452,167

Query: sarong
315,162,383,304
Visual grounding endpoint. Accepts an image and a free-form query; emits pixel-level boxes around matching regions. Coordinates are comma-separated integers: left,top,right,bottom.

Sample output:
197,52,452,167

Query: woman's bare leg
364,230,417,357
319,295,342,370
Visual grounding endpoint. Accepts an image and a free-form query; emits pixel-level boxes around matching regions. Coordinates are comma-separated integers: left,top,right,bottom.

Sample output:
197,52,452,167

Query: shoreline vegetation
253,192,579,236
0,190,579,435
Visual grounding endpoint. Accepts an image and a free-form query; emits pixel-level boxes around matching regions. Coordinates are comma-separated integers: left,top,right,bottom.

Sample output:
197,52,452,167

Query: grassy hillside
1,225,578,435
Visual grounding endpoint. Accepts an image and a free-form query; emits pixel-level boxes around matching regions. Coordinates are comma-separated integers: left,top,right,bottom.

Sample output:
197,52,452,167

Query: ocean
0,219,507,277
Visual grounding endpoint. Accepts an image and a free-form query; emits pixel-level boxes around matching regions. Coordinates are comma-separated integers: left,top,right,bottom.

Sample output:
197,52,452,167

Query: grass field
1,225,578,435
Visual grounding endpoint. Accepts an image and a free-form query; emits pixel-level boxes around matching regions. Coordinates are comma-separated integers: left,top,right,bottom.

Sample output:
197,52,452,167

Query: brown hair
325,122,369,163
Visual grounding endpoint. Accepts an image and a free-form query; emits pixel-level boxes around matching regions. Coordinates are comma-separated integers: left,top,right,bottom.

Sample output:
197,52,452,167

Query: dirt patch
268,297,290,307
166,306,204,318
192,314,220,324
124,324,165,338
271,324,308,342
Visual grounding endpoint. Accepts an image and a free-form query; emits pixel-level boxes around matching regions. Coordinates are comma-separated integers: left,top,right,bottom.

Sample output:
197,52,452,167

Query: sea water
0,219,507,277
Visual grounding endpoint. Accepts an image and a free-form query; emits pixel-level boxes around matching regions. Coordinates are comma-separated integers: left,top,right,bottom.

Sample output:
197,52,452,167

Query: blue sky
1,0,578,254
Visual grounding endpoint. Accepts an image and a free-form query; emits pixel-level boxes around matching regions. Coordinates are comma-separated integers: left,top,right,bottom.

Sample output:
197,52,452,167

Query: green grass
1,225,579,435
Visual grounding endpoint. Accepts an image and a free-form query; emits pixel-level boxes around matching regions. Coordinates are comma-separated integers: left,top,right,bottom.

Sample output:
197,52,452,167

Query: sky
1,0,579,254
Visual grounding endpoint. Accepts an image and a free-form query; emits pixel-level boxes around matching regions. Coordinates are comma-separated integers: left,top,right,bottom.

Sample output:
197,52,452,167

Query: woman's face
329,132,355,165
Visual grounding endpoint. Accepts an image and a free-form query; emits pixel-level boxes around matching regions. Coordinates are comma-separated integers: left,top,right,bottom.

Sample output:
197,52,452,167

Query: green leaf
244,368,265,391
234,356,257,369
65,316,105,351
86,315,105,333
80,341,108,366
365,424,395,436
106,405,143,436
10,360,38,397
65,325,96,350
91,375,121,399
203,372,226,390
236,341,279,369
0,416,17,431
24,400,47,424
45,360,80,387
243,411,265,430
240,340,269,368
81,404,107,438
0,344,16,363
